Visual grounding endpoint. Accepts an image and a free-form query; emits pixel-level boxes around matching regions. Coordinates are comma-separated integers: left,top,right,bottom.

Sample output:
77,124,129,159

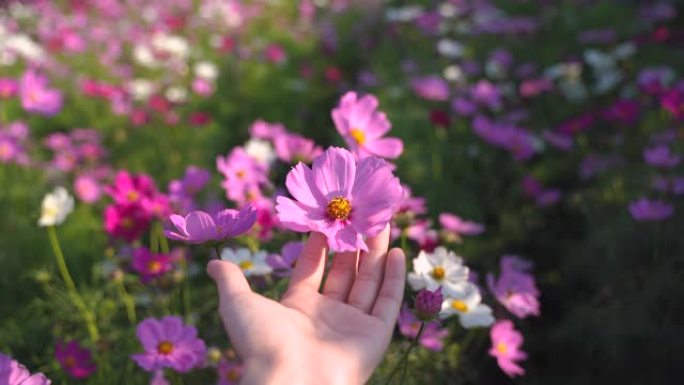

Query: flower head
266,241,304,277
410,75,449,101
104,203,150,242
217,147,269,205
489,320,527,377
55,341,96,379
165,206,257,245
19,70,63,116
273,132,322,164
439,213,484,242
38,187,74,227
0,352,51,384
487,256,540,318
332,92,403,160
131,247,175,283
628,198,674,221
440,283,495,328
220,248,272,277
414,287,444,321
397,306,449,352
276,147,402,252
217,359,243,385
644,145,681,168
408,247,469,297
131,316,206,373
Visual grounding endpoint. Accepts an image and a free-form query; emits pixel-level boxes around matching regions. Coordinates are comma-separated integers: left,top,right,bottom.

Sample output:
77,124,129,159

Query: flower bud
414,287,443,321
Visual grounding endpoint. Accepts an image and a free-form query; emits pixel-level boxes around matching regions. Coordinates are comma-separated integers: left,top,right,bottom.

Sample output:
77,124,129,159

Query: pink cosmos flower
276,147,402,252
19,70,63,116
332,92,403,160
489,320,527,378
628,198,674,221
439,213,484,242
217,359,243,385
165,206,257,245
266,241,304,277
131,247,175,283
248,120,286,140
55,341,96,379
0,78,18,99
131,316,206,373
397,306,449,352
273,132,323,164
74,175,102,204
150,370,169,385
410,75,449,101
217,147,269,205
106,171,157,206
487,256,540,319
104,203,150,242
0,352,51,385
661,88,684,120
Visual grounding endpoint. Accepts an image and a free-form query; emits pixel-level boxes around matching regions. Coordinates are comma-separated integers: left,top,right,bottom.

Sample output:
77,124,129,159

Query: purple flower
165,206,257,245
332,91,403,160
0,352,51,384
55,341,96,379
439,213,484,242
131,247,175,283
414,287,444,321
652,176,684,195
602,99,640,125
489,320,527,378
487,256,540,319
0,78,18,98
217,359,243,385
266,241,303,277
471,80,502,110
472,116,536,161
628,198,674,221
410,75,449,101
451,97,477,116
542,130,574,151
397,306,449,351
131,316,206,373
19,70,63,116
644,145,681,168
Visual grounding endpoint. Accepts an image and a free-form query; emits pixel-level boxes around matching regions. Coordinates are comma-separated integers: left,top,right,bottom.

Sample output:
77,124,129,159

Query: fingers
346,224,391,313
286,232,328,293
322,250,359,301
207,260,252,318
371,248,406,325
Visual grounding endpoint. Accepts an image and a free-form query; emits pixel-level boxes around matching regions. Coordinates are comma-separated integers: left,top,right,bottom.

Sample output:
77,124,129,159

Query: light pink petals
311,147,356,197
285,163,324,207
364,137,403,159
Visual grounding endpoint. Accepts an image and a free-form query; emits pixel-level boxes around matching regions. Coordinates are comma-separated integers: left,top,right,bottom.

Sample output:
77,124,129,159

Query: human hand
207,224,406,385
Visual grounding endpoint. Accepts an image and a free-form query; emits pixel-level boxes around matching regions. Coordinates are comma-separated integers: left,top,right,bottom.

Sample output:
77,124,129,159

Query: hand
207,224,406,385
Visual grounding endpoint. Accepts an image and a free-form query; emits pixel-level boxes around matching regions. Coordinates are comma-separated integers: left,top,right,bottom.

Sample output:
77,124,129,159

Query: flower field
1,0,683,384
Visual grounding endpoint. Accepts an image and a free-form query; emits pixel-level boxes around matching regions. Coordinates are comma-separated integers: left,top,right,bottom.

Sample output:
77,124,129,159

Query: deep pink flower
264,43,287,64
489,320,527,378
131,316,206,373
19,70,63,116
602,100,640,125
0,352,51,384
397,306,449,352
217,147,269,205
0,78,18,99
106,171,157,206
439,213,484,241
165,206,257,245
414,287,443,321
628,198,674,221
55,341,96,379
217,359,243,385
410,75,449,101
487,256,540,319
661,88,684,120
266,241,303,277
104,204,150,242
557,113,594,136
273,132,322,164
332,92,403,160
131,247,175,283
276,147,402,252
644,145,681,168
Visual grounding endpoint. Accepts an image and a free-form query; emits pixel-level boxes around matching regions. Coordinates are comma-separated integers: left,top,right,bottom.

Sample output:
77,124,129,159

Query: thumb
207,259,252,310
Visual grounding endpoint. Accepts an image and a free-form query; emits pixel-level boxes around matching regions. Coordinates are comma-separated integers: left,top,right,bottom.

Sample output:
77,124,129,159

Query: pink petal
275,196,316,232
285,163,324,207
364,137,403,159
184,211,216,241
311,147,356,197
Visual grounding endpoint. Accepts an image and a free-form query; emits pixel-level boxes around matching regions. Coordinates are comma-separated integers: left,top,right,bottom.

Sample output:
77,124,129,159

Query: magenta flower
397,306,449,352
106,171,157,206
266,241,304,277
489,320,527,378
332,92,403,160
217,359,243,385
276,147,402,252
165,206,257,245
0,352,51,385
0,78,18,99
556,113,595,136
19,70,63,116
487,256,540,319
273,132,322,164
410,75,449,101
414,287,444,321
104,203,150,242
471,80,502,110
55,341,96,379
131,247,175,283
217,147,269,205
661,88,684,120
628,198,674,221
439,213,484,242
602,99,640,125
644,145,681,168
131,316,206,373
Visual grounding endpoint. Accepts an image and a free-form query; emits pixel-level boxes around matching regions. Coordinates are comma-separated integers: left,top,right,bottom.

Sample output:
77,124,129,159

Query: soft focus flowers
414,287,444,321
55,341,96,379
408,247,469,296
131,316,206,373
487,256,541,318
165,206,257,245
397,306,449,352
217,147,269,205
643,145,681,168
439,213,484,242
131,247,175,283
332,92,403,160
220,248,273,277
19,70,63,116
628,198,674,221
217,359,243,385
38,187,74,227
276,147,402,252
489,320,527,377
0,352,51,385
440,283,495,328
266,241,303,277
273,132,322,164
411,75,450,101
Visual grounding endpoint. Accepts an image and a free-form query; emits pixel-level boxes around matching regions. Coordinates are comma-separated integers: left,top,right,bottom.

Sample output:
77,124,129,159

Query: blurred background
1,0,684,384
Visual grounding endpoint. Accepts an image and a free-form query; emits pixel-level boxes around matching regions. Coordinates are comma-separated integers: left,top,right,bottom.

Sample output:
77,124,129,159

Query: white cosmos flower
245,138,276,166
440,282,495,328
165,87,187,103
220,248,272,277
194,61,219,81
408,247,469,297
38,187,74,227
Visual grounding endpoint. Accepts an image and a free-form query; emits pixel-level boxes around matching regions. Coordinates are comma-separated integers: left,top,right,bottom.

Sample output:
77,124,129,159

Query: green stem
384,322,425,385
47,226,100,342
117,280,137,325
179,254,192,321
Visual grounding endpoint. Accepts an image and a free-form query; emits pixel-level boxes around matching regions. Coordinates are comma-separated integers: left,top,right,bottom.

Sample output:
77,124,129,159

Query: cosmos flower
275,147,402,252
266,241,304,277
19,70,63,116
410,75,450,101
440,283,495,328
489,320,527,377
628,198,674,221
408,247,469,296
55,341,96,379
644,145,681,168
131,247,175,283
217,147,269,205
38,187,74,227
487,256,540,318
439,213,484,242
397,306,449,352
414,287,444,321
273,132,322,164
0,352,51,385
131,316,206,373
104,203,150,242
217,359,243,385
165,206,257,245
332,92,403,160
220,248,273,277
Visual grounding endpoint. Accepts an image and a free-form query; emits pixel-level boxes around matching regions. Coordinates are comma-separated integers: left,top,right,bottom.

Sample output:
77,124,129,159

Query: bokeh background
1,0,684,384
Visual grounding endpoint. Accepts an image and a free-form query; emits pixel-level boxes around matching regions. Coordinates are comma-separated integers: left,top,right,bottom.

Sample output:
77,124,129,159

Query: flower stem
47,226,100,342
384,322,425,385
116,280,137,325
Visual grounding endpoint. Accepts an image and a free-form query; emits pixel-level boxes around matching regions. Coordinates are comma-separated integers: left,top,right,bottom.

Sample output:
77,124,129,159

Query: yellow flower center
350,129,366,145
157,341,174,355
326,196,352,220
64,356,76,368
216,225,224,234
227,369,240,381
121,217,134,229
147,260,162,273
431,266,445,280
236,169,246,179
239,260,253,270
42,206,58,219
126,190,139,202
496,342,508,354
451,300,468,313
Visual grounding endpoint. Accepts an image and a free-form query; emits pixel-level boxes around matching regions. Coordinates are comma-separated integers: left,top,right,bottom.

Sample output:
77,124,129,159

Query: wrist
240,353,363,385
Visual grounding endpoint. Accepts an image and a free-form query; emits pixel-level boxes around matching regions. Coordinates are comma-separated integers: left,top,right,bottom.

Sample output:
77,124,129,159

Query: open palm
208,225,406,384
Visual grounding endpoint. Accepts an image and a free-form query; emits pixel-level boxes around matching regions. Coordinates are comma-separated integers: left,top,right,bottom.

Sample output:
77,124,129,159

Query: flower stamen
326,196,352,220
350,129,365,145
